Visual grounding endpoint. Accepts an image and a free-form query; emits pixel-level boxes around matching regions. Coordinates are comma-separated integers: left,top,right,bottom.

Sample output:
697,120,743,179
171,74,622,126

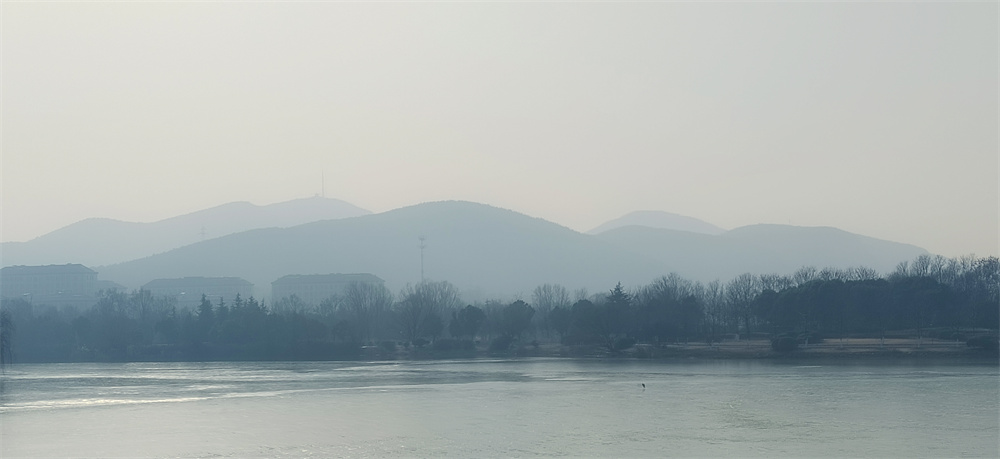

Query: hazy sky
3,2,997,258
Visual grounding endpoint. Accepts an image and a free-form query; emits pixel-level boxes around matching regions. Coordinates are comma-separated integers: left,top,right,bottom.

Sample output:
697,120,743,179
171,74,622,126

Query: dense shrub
561,333,602,346
432,338,474,352
633,344,654,358
937,330,967,341
771,336,799,352
378,341,397,352
967,335,999,352
798,332,824,345
612,337,636,351
489,335,514,352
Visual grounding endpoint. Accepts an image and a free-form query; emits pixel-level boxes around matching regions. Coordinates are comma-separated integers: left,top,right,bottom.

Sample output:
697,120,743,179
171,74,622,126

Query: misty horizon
0,194,963,255
3,2,996,259
2,3,997,458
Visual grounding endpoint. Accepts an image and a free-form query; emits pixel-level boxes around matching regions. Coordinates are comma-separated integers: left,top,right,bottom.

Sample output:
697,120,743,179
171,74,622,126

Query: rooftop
1,264,97,275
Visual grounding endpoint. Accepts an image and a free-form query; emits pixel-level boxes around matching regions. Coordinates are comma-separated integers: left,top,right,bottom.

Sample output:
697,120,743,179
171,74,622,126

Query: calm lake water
1,358,997,458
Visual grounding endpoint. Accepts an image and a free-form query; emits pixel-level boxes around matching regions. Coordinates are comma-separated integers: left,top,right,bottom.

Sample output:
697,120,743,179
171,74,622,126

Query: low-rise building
271,273,384,305
95,279,128,293
142,277,253,309
0,264,99,309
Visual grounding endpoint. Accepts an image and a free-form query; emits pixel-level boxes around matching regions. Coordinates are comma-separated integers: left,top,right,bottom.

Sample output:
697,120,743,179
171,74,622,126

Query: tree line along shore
1,254,997,365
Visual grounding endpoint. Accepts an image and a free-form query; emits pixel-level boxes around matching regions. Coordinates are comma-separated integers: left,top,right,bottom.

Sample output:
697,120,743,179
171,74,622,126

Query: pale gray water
1,358,997,458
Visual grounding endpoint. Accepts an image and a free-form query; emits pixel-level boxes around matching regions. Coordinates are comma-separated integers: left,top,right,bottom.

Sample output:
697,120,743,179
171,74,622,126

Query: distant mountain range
0,197,370,267
2,198,929,300
587,210,726,235
594,224,926,283
95,201,668,301
81,200,927,301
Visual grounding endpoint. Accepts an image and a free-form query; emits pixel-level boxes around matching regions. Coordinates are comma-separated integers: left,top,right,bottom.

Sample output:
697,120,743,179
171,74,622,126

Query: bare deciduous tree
532,284,570,315
726,273,759,337
343,281,394,343
0,308,14,371
846,266,880,281
701,280,727,339
758,273,792,292
532,284,570,338
395,281,462,342
792,266,818,286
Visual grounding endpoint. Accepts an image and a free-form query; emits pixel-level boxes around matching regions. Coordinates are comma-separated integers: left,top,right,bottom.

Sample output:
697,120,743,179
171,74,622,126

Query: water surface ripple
1,358,996,458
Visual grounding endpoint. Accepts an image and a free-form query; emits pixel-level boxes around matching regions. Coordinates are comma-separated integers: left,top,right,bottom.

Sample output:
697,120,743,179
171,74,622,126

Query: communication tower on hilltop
419,235,426,283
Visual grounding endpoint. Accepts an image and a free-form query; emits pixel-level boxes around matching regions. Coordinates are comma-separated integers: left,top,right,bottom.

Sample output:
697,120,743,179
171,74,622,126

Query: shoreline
392,338,1000,364
5,338,997,365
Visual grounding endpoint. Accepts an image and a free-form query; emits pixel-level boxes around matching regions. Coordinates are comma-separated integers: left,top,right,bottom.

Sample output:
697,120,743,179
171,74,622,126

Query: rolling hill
588,210,726,235
594,224,928,282
5,198,930,301
95,201,668,301
93,201,929,302
0,197,370,267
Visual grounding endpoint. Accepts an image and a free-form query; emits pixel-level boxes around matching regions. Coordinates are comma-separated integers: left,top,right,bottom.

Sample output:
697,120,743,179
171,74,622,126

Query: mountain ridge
4,198,929,300
588,210,726,235
96,200,669,300
595,223,927,282
92,200,927,301
1,196,371,267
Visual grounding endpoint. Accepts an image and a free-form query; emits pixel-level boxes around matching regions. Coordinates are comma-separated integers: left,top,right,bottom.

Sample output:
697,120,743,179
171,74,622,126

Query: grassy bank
370,337,999,363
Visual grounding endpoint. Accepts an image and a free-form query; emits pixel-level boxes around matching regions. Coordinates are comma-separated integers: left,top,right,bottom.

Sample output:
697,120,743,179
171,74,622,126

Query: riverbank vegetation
1,255,996,363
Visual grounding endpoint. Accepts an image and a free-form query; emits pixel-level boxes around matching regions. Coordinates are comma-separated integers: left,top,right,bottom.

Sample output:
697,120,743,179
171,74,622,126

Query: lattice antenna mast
418,236,426,283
